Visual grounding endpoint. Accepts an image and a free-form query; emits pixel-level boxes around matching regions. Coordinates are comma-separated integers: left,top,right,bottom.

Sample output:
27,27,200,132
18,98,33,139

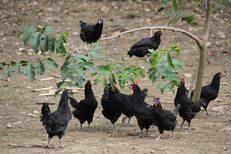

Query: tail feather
141,88,148,100
174,104,181,116
198,98,208,108
79,20,86,27
40,103,51,126
69,97,78,108
127,50,133,57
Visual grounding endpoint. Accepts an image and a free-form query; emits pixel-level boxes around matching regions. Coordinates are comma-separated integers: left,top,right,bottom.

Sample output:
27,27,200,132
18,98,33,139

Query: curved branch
100,26,204,48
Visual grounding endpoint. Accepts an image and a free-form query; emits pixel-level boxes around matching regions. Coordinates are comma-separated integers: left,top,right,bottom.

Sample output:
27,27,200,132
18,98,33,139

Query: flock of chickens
40,18,224,148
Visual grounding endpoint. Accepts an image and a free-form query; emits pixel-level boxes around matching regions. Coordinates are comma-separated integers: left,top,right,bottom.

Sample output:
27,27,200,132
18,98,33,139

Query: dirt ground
0,0,231,153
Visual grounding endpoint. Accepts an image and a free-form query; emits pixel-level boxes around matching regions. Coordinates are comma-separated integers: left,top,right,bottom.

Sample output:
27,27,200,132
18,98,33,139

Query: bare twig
69,45,87,53
99,26,204,48
100,35,121,65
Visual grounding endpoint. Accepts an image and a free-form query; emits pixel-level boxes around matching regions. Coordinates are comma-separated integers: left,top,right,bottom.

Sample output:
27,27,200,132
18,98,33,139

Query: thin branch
85,36,120,77
100,35,120,65
69,45,87,53
100,26,204,48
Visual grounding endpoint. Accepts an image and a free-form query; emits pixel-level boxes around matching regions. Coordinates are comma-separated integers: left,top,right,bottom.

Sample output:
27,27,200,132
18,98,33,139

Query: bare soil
0,1,231,153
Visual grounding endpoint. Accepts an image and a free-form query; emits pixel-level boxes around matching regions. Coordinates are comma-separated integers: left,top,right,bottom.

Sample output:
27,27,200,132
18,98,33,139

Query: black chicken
175,76,205,130
121,84,148,127
101,84,122,131
150,97,181,139
79,18,103,44
190,72,224,115
127,31,163,57
130,82,154,137
40,89,72,148
70,80,98,131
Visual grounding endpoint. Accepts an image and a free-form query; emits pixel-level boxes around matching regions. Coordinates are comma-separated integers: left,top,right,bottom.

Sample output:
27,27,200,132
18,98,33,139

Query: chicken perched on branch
150,97,181,139
70,80,98,131
127,31,163,57
40,89,72,148
79,18,103,44
190,72,224,115
101,84,122,131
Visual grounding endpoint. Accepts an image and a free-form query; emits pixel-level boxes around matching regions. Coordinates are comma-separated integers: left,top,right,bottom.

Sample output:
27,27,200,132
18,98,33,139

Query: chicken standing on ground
190,72,224,115
101,84,122,131
79,18,103,44
130,82,154,138
70,80,98,131
175,76,205,130
120,86,148,127
40,89,72,148
150,97,181,139
127,31,163,57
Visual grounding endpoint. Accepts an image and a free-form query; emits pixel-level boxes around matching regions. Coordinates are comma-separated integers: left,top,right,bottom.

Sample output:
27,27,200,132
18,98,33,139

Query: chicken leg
45,138,51,147
113,124,118,132
180,119,185,129
59,139,64,148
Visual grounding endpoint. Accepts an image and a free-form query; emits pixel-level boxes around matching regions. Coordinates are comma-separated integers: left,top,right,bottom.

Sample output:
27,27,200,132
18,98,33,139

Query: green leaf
79,62,97,72
160,83,168,94
61,32,68,43
172,0,177,12
23,28,33,46
0,63,4,70
57,81,65,89
97,65,112,75
12,62,21,73
177,0,182,7
17,25,34,37
23,62,35,80
46,58,58,68
6,67,12,77
40,33,49,53
148,67,157,80
36,61,45,75
48,37,56,53
168,85,175,93
89,51,105,58
152,75,161,83
117,63,125,68
55,89,62,95
172,59,182,70
33,48,39,54
20,60,29,66
30,31,41,51
89,44,106,51
103,76,107,88
166,52,175,69
61,65,71,80
56,39,66,54
70,75,85,87
182,15,196,25
109,64,119,70
17,27,28,38
109,73,116,86
46,27,53,32
66,81,75,87
94,76,102,85
63,55,73,66
72,53,90,62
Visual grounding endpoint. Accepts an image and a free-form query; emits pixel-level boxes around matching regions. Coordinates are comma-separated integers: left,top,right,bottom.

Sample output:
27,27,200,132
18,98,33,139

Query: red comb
87,80,90,82
180,76,184,80
133,82,138,85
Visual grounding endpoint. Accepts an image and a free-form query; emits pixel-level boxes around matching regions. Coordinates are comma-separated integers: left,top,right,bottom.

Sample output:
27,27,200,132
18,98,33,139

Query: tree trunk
192,0,212,101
